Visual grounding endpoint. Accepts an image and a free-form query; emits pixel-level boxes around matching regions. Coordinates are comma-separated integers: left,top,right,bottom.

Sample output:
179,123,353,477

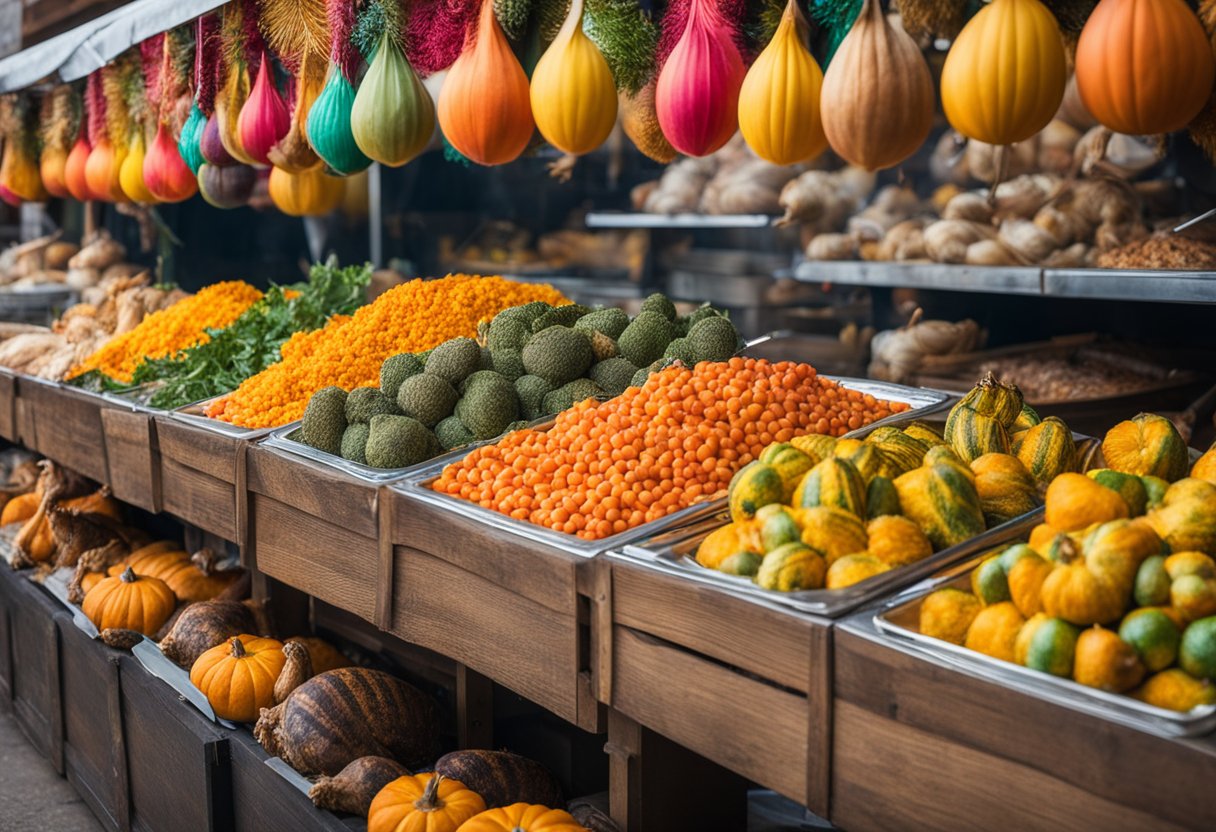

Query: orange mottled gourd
455,804,588,832
964,601,1026,662
367,773,486,832
82,567,175,635
190,635,286,723
1073,625,1145,692
1,492,40,526
1101,413,1189,483
1045,473,1129,532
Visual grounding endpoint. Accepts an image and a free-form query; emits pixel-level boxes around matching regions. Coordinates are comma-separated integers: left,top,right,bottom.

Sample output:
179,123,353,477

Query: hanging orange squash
64,134,93,201
84,138,126,203
438,0,535,165
268,165,344,216
940,0,1067,145
1074,0,1215,135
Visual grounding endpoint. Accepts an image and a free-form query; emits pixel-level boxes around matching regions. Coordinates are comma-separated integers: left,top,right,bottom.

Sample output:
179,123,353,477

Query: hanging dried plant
657,0,749,66
216,1,262,164
406,0,481,75
259,0,330,171
895,0,970,41
585,0,660,94
39,86,80,155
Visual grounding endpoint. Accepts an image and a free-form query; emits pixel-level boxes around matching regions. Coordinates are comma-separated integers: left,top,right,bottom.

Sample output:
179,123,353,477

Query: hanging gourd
216,1,264,165
119,132,159,203
350,27,434,167
268,165,344,215
438,0,535,166
738,0,826,165
140,30,198,203
181,14,222,174
0,185,19,207
1074,0,1215,135
0,95,48,202
200,116,237,166
259,0,328,172
654,0,746,157
39,145,69,198
238,53,291,165
820,0,935,170
529,0,618,155
144,125,198,202
940,0,1066,145
64,132,93,201
306,0,371,174
38,86,77,198
198,162,258,208
620,82,677,163
179,106,208,175
84,137,124,203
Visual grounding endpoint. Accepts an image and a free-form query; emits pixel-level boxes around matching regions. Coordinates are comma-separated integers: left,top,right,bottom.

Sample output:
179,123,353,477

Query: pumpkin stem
1052,535,1081,564
119,565,138,583
230,636,247,658
414,773,445,811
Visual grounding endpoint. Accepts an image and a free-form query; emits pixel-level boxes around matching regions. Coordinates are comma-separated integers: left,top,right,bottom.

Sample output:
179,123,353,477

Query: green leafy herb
129,259,371,409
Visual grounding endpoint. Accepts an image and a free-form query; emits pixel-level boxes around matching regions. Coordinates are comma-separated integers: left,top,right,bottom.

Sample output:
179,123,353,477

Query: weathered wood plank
101,408,161,513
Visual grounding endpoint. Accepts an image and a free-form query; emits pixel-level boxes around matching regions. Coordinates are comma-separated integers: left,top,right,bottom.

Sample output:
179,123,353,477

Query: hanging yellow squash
529,0,618,155
737,0,826,165
0,140,47,203
268,165,344,216
940,0,1067,145
819,0,935,170
119,131,159,203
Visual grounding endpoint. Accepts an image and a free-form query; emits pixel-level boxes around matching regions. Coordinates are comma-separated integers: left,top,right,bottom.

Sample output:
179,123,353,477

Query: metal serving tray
861,555,1216,738
613,510,1043,618
168,395,276,440
393,377,951,559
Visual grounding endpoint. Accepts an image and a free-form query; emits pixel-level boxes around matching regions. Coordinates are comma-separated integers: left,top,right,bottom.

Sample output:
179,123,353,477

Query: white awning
0,0,228,93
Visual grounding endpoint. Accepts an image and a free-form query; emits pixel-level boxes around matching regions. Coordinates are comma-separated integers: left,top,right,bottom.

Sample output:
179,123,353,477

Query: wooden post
456,664,494,750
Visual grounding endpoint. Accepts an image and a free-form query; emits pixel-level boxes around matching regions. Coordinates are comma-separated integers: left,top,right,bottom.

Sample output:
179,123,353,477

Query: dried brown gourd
434,749,565,809
308,756,411,816
158,599,257,668
274,640,314,704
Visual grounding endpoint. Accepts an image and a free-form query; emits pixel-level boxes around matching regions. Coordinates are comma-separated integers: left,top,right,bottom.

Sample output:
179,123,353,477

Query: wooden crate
21,381,113,483
0,369,16,442
3,568,66,772
386,487,603,733
13,375,39,448
154,415,250,544
602,558,831,817
57,617,128,832
101,408,161,513
118,654,232,832
245,446,381,623
831,625,1216,832
227,729,358,832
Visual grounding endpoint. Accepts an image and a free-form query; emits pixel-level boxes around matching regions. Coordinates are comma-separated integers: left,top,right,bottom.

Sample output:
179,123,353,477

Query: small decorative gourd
819,0,935,171
940,0,1067,145
737,0,826,165
455,804,587,832
1074,0,1215,136
269,166,345,216
82,566,175,636
368,773,486,832
190,635,287,723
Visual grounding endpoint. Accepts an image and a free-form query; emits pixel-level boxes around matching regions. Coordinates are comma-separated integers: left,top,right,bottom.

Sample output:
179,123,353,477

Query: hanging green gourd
738,0,826,165
260,0,329,172
305,0,370,174
352,1,435,167
654,0,746,157
437,0,532,165
530,0,618,155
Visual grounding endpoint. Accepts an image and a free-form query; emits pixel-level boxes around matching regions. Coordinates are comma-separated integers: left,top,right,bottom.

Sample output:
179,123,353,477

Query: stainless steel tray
260,421,478,485
613,510,1043,618
168,395,276,440
857,555,1216,738
393,377,951,560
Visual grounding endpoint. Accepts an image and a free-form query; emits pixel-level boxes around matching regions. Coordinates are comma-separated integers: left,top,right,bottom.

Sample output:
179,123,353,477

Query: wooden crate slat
101,408,161,513
612,625,810,805
611,560,816,693
251,494,378,623
154,417,241,482
6,569,65,772
227,730,351,832
159,456,239,542
246,446,379,540
23,383,111,482
0,370,16,441
392,546,580,723
832,700,1185,832
834,628,1216,829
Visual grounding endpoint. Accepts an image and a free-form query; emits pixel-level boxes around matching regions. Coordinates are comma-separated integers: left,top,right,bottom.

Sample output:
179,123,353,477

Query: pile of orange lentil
68,280,262,383
207,275,568,428
431,357,908,540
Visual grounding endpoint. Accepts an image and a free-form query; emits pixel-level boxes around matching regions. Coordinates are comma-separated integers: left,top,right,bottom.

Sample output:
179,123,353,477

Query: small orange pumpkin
1074,0,1215,136
190,635,286,723
1,492,40,526
110,549,239,604
82,566,176,635
368,773,486,832
455,804,587,832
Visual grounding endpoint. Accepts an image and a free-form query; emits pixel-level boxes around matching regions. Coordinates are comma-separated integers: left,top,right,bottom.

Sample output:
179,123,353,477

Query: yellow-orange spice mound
68,281,263,384
206,274,568,428
431,358,909,540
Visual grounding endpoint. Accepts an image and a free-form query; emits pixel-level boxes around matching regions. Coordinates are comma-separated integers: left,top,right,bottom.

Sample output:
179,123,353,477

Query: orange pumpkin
1074,0,1215,136
82,567,176,635
190,635,286,722
109,548,240,604
368,774,486,832
1,492,40,526
455,804,586,832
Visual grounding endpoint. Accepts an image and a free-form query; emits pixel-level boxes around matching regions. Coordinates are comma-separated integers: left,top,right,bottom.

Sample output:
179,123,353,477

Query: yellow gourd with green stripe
758,442,816,500
865,426,929,477
903,421,944,447
832,438,885,483
791,433,837,461
971,453,1040,526
865,475,901,519
756,542,826,591
894,462,986,550
1102,413,1189,482
792,457,866,516
728,462,785,523
1016,416,1077,485
1087,468,1149,516
1193,443,1216,485
796,506,868,563
756,503,802,551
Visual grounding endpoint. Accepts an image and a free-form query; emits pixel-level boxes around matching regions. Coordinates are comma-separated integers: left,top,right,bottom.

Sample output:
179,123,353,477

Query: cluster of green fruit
296,295,740,469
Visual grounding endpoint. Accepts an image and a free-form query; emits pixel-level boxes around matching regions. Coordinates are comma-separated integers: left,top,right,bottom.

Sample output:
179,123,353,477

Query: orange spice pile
207,274,568,428
432,358,908,540
67,281,262,383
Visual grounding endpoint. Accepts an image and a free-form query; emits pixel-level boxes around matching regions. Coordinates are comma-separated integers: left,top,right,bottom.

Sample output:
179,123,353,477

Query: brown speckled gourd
273,640,314,703
434,749,564,809
308,756,411,816
254,668,440,776
158,599,256,668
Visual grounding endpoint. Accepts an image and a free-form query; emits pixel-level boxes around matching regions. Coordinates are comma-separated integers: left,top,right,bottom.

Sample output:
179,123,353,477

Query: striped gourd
756,504,803,551
728,462,785,523
1014,404,1042,431
946,407,1011,463
1102,413,1189,483
903,421,945,447
924,445,975,481
759,442,817,501
894,461,987,550
1087,468,1149,516
865,475,902,519
832,438,885,483
791,433,838,462
791,457,867,517
756,542,827,591
952,371,1024,426
971,452,1041,527
795,506,869,563
865,426,929,476
1016,416,1077,484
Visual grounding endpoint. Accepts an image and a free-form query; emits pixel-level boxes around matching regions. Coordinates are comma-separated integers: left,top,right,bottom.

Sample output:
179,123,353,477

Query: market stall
0,0,1214,830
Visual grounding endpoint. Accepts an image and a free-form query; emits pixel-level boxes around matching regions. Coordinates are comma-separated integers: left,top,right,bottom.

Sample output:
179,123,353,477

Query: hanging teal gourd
306,0,372,174
179,104,207,174
180,15,220,174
